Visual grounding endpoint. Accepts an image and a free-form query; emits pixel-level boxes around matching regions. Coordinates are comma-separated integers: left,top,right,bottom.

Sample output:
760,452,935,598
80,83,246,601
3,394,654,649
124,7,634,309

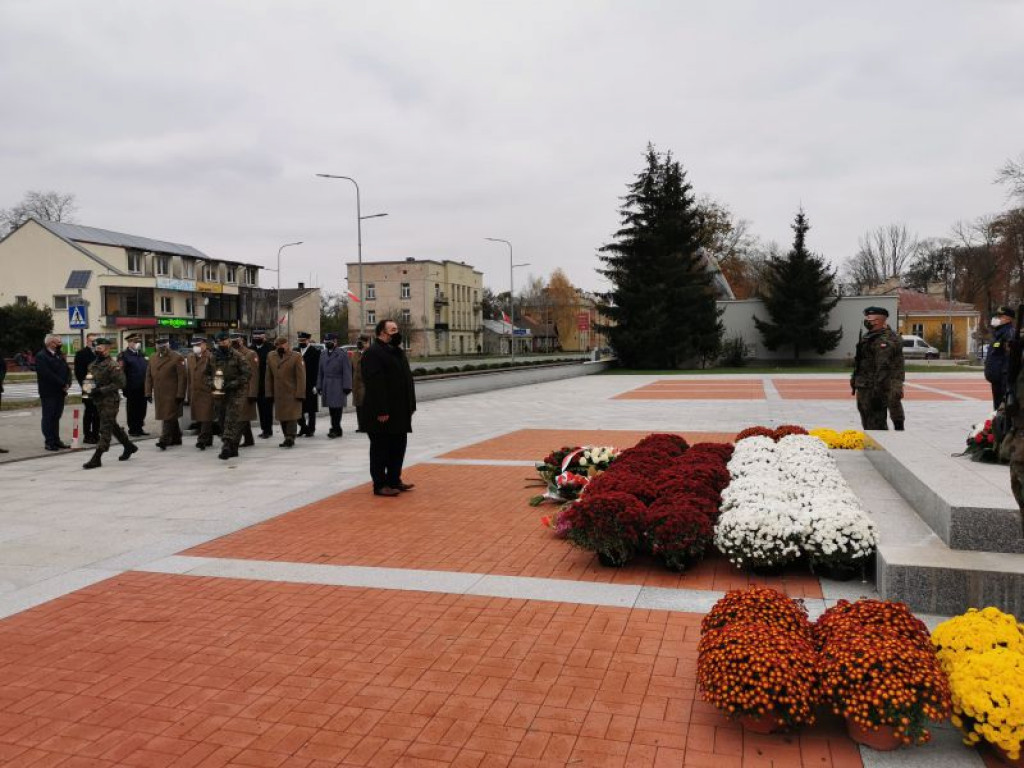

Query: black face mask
325,341,336,350
276,347,287,357
389,332,403,347
94,351,106,359
253,337,265,345
863,320,874,331
298,341,308,348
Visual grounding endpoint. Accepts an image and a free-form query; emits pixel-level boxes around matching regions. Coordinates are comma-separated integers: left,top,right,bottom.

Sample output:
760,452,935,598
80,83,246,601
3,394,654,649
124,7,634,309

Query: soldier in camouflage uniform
851,306,905,431
206,331,251,460
82,338,139,469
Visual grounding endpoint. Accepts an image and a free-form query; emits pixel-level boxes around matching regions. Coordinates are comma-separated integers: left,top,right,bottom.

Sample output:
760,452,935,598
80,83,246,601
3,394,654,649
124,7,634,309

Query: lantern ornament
81,373,96,400
212,369,225,396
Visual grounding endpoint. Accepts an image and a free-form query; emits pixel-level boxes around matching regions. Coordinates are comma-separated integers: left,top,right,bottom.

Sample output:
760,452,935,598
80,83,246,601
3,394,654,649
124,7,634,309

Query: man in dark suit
36,334,72,451
74,333,99,444
294,331,321,437
118,333,149,436
361,319,417,496
249,329,274,438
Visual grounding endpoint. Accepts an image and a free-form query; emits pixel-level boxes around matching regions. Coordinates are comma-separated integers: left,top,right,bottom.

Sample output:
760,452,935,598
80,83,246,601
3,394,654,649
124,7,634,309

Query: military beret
214,331,230,341
323,332,338,341
863,306,889,317
124,333,141,342
190,337,207,344
94,337,112,346
997,305,1016,318
297,331,312,340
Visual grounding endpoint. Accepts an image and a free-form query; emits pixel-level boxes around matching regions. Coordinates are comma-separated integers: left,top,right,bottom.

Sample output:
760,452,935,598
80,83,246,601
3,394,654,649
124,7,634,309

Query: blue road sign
68,305,88,328
512,328,528,336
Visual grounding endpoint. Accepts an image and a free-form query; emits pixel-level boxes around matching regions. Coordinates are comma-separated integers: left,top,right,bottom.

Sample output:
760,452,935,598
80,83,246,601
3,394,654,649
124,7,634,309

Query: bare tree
995,153,1024,202
843,223,920,292
0,190,78,236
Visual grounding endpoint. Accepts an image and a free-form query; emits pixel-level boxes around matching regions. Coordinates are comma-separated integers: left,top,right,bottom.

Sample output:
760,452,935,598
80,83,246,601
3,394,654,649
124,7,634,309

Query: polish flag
346,290,361,303
501,311,511,324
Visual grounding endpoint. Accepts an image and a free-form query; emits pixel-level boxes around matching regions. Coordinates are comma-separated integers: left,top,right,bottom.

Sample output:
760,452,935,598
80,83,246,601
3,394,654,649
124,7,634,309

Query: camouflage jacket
87,356,126,400
205,346,251,396
852,326,905,394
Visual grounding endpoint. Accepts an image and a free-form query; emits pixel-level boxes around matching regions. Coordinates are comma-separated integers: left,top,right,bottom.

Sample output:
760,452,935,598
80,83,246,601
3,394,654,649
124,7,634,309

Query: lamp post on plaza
484,238,529,364
276,241,303,335
316,173,387,332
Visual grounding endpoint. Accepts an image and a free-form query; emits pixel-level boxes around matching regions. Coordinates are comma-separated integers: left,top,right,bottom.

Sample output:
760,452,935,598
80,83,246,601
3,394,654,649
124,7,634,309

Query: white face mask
132,342,142,351
992,317,1002,327
192,345,202,354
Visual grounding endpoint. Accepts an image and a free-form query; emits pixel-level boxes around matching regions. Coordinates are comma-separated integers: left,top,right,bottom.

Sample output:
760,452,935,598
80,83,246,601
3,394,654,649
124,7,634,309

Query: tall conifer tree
753,209,842,361
597,145,723,368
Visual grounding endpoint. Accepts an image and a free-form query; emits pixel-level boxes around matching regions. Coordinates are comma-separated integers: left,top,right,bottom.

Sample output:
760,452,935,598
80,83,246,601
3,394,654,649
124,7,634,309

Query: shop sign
113,316,158,327
200,320,239,329
157,317,197,329
197,281,223,294
156,277,196,292
577,312,591,331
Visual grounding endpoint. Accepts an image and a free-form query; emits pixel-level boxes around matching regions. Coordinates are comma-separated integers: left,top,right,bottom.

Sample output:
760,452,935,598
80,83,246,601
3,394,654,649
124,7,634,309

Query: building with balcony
0,218,272,351
346,258,484,357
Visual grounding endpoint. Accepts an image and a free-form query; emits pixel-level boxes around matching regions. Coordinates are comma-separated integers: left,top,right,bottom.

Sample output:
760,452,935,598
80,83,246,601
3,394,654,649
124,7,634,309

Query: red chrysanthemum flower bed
687,442,735,461
645,497,715,570
583,469,657,505
634,432,689,456
561,490,647,566
700,586,815,641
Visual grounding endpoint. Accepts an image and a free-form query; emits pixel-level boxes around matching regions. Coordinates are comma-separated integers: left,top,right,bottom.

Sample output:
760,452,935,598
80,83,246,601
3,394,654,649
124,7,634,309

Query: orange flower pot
846,718,903,751
740,713,785,734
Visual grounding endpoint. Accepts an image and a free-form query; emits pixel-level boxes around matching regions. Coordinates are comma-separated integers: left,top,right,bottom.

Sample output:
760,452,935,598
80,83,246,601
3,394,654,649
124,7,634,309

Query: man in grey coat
317,332,353,438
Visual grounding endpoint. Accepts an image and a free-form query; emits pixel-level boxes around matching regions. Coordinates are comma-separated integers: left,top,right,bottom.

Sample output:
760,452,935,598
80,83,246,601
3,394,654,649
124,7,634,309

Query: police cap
863,306,889,317
997,305,1015,318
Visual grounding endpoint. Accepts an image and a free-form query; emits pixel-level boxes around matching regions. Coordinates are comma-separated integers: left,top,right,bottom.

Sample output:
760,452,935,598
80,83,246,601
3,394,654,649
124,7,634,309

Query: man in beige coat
145,336,187,450
265,336,306,448
186,337,216,450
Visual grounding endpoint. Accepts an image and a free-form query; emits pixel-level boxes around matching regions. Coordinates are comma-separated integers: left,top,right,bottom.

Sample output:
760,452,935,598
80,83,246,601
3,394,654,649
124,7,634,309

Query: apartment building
346,258,484,357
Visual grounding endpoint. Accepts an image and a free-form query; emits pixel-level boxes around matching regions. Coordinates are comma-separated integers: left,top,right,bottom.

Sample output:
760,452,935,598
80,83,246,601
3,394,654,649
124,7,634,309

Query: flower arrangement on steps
715,431,878,577
530,444,618,506
932,607,1024,764
697,587,952,750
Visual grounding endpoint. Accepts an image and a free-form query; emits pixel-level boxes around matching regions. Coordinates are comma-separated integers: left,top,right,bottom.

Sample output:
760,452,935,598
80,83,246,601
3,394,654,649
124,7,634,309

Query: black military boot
118,442,138,461
893,421,905,431
280,437,295,448
156,439,168,450
218,442,233,460
241,425,254,447
82,450,103,470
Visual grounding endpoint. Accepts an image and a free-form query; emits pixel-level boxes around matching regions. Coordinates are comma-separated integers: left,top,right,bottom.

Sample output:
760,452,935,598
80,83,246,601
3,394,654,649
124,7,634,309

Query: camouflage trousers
856,386,904,430
1008,428,1024,512
95,397,130,451
220,393,248,446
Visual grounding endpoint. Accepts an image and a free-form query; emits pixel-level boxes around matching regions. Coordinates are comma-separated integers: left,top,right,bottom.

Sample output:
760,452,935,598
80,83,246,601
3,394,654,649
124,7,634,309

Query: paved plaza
0,372,1010,767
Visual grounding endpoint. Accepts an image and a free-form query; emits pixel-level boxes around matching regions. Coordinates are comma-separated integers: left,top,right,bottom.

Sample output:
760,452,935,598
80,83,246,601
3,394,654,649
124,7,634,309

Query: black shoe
118,442,138,461
893,421,905,431
56,442,71,449
259,432,272,439
156,440,168,451
218,446,232,460
279,438,294,448
394,482,416,492
327,430,338,439
303,432,314,438
44,445,60,452
0,448,8,454
82,450,102,470
374,487,401,497
241,436,255,447
83,436,98,445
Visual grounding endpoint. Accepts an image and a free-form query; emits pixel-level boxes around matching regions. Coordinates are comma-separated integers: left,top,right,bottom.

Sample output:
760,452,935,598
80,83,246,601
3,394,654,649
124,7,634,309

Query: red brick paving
186,463,822,599
0,573,860,767
905,379,988,400
613,381,765,400
772,379,959,401
439,430,736,461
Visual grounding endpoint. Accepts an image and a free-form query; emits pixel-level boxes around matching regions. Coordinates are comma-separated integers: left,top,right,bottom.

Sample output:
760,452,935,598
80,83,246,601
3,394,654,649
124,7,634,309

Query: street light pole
485,238,530,364
316,174,388,334
276,241,303,336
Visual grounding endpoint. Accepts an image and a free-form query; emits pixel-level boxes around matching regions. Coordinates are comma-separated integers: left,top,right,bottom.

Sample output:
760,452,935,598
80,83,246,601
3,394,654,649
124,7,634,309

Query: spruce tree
753,209,842,361
597,145,723,368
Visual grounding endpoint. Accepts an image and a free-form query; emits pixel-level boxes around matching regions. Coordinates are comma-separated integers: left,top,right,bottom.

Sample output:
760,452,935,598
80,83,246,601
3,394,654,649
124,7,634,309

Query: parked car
901,334,940,359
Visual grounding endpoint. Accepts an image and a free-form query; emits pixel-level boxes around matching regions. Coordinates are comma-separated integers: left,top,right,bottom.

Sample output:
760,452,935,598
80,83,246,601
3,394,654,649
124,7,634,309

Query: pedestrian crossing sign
68,305,88,328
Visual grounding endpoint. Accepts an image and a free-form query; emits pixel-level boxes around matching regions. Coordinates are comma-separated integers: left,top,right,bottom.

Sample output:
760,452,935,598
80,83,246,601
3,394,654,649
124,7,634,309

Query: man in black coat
74,333,99,443
36,334,72,451
249,329,275,438
118,333,149,436
986,305,1016,410
294,331,321,437
361,319,417,496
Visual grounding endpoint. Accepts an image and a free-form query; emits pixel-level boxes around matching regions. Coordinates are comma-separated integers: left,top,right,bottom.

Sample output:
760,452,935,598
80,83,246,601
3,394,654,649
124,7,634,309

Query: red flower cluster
736,425,809,442
585,470,657,505
774,424,809,439
698,587,820,729
645,497,714,571
561,491,647,566
816,600,952,744
542,445,582,469
634,433,689,456
688,442,735,462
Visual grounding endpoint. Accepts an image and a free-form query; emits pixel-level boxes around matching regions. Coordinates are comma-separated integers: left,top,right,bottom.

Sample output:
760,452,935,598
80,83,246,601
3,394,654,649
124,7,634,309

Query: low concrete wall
415,360,612,402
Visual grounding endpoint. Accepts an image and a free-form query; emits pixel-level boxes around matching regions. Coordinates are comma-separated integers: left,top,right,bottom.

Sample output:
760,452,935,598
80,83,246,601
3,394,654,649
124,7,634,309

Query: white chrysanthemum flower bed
714,435,878,570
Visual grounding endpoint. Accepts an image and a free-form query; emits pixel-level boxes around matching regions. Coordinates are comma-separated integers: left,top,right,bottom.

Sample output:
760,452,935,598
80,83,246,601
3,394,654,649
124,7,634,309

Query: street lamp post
485,238,530,364
276,241,303,336
316,173,387,332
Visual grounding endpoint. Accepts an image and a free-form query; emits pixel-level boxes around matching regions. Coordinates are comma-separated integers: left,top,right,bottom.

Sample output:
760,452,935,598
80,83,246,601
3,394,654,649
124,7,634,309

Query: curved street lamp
276,241,303,334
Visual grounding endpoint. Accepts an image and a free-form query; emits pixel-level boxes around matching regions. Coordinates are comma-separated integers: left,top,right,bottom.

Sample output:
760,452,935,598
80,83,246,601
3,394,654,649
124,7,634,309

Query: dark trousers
369,432,407,491
125,390,147,433
329,407,343,432
256,396,274,435
83,399,99,439
298,396,317,435
40,395,65,447
992,380,1006,411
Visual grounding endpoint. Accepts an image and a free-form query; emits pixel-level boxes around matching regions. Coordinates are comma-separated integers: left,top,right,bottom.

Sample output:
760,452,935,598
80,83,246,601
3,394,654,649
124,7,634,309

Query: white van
901,335,940,360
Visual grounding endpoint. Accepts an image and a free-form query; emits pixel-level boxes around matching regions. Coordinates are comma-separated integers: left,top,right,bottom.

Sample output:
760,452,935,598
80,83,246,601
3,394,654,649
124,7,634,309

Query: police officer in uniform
119,333,149,436
82,338,139,469
986,305,1016,410
851,306,905,431
295,331,321,436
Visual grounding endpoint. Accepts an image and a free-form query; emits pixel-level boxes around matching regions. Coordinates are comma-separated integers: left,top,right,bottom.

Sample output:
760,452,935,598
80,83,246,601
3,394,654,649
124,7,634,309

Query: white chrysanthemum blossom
714,502,805,569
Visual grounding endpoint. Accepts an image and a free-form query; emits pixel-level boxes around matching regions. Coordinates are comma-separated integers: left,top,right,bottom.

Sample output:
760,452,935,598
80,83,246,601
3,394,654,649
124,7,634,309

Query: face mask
132,343,141,351
276,347,287,357
157,343,169,351
95,350,107,359
325,341,336,350
192,345,202,354
389,332,403,347
863,320,873,331
992,317,1002,327
298,341,308,348
253,337,265,344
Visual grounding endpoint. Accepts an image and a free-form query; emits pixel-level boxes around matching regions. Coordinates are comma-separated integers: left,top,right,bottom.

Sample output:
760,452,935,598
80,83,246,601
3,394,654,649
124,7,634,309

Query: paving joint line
904,382,976,401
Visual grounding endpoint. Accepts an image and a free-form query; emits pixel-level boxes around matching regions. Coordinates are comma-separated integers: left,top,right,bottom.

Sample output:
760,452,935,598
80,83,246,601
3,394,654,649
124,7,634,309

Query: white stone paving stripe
761,378,782,402
904,382,976,401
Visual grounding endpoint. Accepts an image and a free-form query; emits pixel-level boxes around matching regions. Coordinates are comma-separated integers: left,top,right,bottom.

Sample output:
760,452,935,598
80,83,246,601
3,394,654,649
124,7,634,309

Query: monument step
864,431,1024,554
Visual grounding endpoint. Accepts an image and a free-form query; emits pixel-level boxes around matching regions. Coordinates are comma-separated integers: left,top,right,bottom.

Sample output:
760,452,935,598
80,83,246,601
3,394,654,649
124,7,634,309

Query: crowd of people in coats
15,320,417,495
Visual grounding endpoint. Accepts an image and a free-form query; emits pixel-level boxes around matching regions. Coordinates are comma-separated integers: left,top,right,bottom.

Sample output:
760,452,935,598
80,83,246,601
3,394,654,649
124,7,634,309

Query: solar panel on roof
64,270,92,290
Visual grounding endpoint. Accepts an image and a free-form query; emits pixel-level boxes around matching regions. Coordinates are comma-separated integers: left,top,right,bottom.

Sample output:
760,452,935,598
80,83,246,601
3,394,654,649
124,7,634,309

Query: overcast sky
2,1,1022,295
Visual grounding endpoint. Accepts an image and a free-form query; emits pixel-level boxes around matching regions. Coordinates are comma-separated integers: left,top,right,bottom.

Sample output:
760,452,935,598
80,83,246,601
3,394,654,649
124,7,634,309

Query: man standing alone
37,334,71,451
119,333,149,436
74,334,99,444
986,306,1016,410
361,319,417,496
851,306,905,431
